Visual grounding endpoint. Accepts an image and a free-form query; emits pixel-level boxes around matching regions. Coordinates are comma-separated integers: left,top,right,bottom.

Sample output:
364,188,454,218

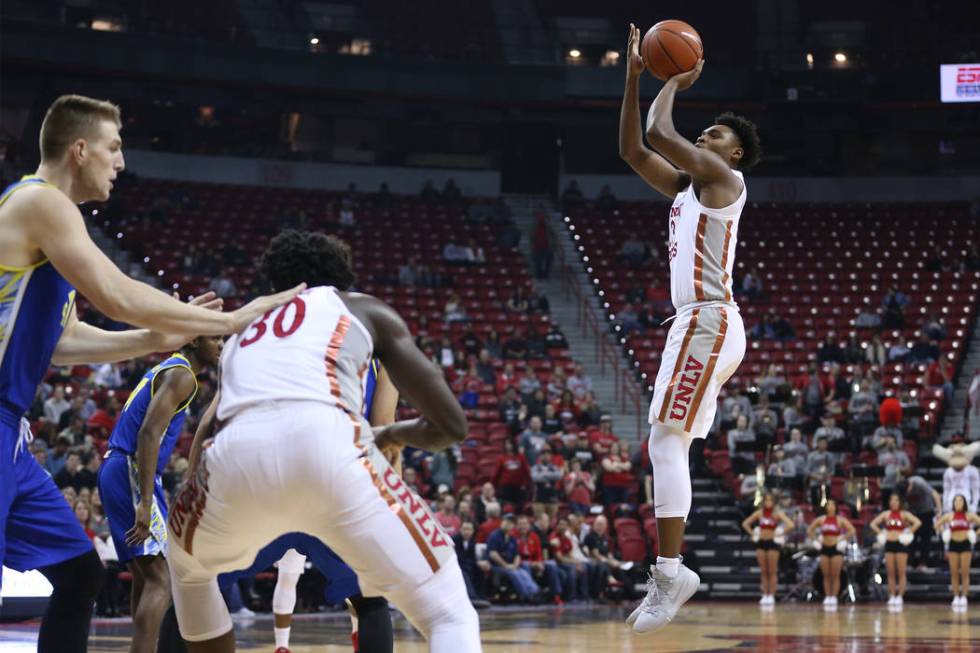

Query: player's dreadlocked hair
259,229,356,292
715,112,762,172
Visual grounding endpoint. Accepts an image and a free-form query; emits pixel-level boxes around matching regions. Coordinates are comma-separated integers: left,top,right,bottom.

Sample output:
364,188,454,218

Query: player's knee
349,594,388,617
45,549,105,607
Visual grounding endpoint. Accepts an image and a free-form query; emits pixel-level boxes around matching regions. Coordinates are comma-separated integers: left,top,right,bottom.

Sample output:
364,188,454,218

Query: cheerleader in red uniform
742,493,794,606
806,500,856,609
869,493,921,610
935,494,980,610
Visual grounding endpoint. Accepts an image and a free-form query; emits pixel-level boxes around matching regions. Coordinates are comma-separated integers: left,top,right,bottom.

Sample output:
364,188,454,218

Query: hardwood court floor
0,602,976,651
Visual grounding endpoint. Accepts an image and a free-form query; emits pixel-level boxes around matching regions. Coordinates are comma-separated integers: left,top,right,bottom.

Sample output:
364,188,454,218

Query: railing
554,215,645,440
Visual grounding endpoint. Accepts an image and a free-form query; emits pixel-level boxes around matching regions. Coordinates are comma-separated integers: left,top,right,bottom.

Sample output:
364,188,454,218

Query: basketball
641,20,703,81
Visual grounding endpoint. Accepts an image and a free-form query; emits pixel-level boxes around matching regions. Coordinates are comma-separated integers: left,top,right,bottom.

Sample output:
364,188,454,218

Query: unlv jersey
218,286,373,421
667,171,746,310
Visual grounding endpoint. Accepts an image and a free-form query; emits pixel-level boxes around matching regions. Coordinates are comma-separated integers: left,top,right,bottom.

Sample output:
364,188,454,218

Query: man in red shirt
589,415,620,457
514,515,563,604
492,439,532,509
563,459,595,514
548,517,589,601
435,495,462,537
476,504,502,544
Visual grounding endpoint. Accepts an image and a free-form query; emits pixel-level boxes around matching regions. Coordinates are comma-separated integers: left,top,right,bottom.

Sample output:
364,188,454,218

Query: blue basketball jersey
363,358,379,421
0,176,76,415
107,354,198,475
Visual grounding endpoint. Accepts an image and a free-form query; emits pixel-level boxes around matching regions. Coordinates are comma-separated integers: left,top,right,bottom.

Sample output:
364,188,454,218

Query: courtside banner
940,63,980,103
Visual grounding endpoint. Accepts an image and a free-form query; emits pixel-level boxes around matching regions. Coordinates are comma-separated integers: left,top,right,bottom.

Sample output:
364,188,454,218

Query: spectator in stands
722,386,754,428
91,362,124,388
577,393,603,428
554,389,580,425
398,256,421,286
531,444,564,517
454,521,490,604
420,179,440,203
806,437,837,507
503,331,528,360
740,268,764,300
493,440,532,509
888,339,911,363
767,446,797,478
549,517,590,601
514,515,563,604
601,442,634,506
58,395,87,430
520,416,548,465
499,386,521,426
900,475,942,569
546,367,567,400
461,238,485,265
567,364,592,401
544,323,568,350
908,332,939,364
31,440,48,470
476,504,502,543
507,288,529,313
444,292,468,323
436,495,462,536
620,232,646,267
475,349,497,386
753,395,778,427
750,315,776,340
442,178,462,205
928,355,955,405
583,515,629,598
921,313,947,342
461,326,482,357
596,185,618,213
59,415,87,446
531,213,553,279
569,433,595,471
878,434,912,507
442,239,468,264
438,337,456,368
632,435,654,506
737,473,759,517
817,335,845,364
525,327,547,358
842,336,864,364
209,269,237,298
496,363,518,395
589,415,618,456
44,385,70,424
783,428,809,470
798,363,829,420
475,482,500,525
45,433,72,475
563,459,595,513
54,451,93,492
882,286,908,329
618,303,642,335
867,422,903,451
518,364,541,400
403,467,424,496
560,180,583,209
855,307,883,330
487,513,541,603
541,405,562,435
485,329,503,359
429,449,456,494
848,379,880,430
771,312,795,341
728,415,757,475
866,334,887,366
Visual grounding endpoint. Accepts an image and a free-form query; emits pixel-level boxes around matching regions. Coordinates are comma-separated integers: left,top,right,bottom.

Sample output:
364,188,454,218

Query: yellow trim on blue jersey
149,353,199,416
0,176,57,272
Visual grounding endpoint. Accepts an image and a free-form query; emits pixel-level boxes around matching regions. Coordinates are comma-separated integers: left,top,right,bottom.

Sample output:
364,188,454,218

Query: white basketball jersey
667,171,746,310
217,286,374,421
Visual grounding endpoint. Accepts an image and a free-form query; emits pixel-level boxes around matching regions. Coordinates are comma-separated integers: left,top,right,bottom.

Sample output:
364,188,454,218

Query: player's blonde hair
39,94,121,161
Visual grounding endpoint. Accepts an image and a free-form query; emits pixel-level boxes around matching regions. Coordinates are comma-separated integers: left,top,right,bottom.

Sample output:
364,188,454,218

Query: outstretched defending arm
619,24,689,199
16,184,303,336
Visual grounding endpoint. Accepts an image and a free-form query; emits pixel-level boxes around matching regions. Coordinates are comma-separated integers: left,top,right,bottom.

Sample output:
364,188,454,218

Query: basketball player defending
98,336,222,653
618,25,761,633
0,95,300,652
166,231,481,653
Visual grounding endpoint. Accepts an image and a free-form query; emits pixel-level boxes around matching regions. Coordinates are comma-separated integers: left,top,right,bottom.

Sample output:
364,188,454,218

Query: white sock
274,626,291,648
656,556,680,578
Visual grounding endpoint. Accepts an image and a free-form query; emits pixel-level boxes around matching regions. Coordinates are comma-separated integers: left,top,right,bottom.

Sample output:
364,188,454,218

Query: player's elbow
443,410,469,445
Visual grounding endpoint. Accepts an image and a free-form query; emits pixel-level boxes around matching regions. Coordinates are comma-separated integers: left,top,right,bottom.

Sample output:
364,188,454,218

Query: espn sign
940,63,980,103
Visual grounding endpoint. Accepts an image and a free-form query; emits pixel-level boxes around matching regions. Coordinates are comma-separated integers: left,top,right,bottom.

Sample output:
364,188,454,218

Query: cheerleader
869,493,921,610
806,499,856,609
742,493,794,606
935,494,980,610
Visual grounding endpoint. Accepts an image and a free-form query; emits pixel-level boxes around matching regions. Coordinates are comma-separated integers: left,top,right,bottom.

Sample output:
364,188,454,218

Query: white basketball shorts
649,304,745,438
166,400,463,642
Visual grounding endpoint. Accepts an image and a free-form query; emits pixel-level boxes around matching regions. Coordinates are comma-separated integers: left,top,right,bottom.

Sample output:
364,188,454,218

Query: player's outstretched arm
645,61,737,187
345,294,467,451
619,23,689,199
19,185,303,336
52,292,223,365
187,393,219,476
125,366,197,546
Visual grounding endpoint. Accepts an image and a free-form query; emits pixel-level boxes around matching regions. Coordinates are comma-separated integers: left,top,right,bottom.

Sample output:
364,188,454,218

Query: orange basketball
640,20,703,81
